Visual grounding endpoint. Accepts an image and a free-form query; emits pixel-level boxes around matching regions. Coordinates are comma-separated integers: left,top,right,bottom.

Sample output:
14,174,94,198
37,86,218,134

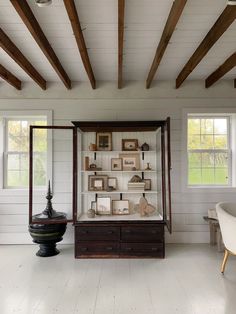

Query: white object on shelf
78,212,163,222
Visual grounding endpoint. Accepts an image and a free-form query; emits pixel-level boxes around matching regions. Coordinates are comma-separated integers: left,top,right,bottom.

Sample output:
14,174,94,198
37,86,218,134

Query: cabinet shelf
82,190,159,195
82,150,156,154
80,170,157,173
78,212,163,222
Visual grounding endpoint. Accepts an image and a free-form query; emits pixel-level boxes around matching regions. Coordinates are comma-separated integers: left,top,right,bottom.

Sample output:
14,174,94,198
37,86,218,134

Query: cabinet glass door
163,117,172,233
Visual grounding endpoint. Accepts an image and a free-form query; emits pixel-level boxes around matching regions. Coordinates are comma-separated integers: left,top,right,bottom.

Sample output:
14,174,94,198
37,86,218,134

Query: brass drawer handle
81,230,88,234
151,247,158,251
125,247,132,251
80,247,88,252
106,247,113,251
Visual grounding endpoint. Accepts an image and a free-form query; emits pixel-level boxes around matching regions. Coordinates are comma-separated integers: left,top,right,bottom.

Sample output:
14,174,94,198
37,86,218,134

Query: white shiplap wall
0,81,236,244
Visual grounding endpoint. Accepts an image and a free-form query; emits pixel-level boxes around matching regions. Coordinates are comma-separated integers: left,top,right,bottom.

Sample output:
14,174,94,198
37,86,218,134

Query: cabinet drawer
75,226,120,241
121,225,163,242
120,243,164,257
75,242,119,257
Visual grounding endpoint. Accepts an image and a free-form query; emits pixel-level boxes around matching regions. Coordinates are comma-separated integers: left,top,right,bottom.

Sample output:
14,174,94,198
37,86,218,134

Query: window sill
183,186,236,193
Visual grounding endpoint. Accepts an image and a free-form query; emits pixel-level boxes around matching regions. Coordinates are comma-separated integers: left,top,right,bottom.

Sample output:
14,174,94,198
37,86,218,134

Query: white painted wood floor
0,244,236,314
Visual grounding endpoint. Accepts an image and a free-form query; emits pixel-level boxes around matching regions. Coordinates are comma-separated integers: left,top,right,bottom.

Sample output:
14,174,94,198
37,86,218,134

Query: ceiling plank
0,28,46,90
146,0,187,89
205,52,236,88
176,5,236,88
118,0,125,89
63,0,96,89
10,0,71,89
0,64,22,90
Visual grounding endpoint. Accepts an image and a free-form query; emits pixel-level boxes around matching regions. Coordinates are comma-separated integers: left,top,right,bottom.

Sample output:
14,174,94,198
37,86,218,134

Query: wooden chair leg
221,249,229,274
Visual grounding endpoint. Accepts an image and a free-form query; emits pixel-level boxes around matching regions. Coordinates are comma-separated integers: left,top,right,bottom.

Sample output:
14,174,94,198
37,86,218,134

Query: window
0,111,52,190
187,116,230,186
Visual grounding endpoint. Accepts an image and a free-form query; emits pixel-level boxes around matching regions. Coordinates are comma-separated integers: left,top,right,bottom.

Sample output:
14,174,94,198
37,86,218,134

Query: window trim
182,108,236,193
0,110,52,194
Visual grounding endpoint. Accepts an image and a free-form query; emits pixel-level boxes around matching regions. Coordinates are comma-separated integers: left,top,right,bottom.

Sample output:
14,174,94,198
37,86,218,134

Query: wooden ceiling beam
176,5,236,88
0,28,46,90
146,0,187,89
234,79,236,88
205,52,236,88
118,0,125,89
63,0,96,89
0,64,22,90
10,0,71,89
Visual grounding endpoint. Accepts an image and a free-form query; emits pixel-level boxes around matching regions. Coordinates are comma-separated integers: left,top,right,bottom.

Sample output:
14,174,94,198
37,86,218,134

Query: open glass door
163,117,172,233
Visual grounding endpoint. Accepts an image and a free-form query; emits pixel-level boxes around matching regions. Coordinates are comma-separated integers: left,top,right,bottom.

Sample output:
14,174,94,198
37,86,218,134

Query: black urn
29,181,67,257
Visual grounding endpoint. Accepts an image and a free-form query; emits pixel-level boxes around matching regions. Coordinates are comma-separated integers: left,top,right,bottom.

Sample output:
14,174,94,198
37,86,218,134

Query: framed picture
112,200,130,215
119,153,140,171
143,179,152,191
111,158,122,171
88,175,108,191
108,177,118,190
96,197,111,215
96,132,112,151
122,139,138,151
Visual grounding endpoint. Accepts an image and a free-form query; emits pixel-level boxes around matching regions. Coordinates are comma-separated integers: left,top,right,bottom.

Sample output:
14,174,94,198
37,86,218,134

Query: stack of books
128,182,145,191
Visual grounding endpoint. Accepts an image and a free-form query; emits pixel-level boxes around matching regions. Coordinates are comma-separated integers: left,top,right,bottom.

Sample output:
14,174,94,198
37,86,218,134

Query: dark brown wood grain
63,0,96,89
234,79,236,88
118,0,125,89
0,27,46,90
10,0,71,89
176,5,236,88
146,0,187,89
0,64,21,90
205,52,236,88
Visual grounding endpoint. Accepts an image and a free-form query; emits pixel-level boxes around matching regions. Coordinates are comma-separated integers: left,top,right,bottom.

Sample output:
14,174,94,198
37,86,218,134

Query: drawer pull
81,230,88,234
107,231,114,234
124,230,131,233
151,230,157,234
125,247,132,251
151,247,158,251
106,247,113,251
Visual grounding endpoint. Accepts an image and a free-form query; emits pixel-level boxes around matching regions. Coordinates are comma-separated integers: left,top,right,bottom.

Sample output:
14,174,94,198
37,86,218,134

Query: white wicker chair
216,202,236,273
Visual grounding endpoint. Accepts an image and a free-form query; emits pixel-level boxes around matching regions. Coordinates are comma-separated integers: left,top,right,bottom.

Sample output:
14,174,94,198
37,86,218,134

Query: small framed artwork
119,153,140,171
122,139,138,151
143,179,152,191
88,175,108,191
96,132,112,151
111,158,122,171
96,197,111,215
112,200,130,215
108,177,118,191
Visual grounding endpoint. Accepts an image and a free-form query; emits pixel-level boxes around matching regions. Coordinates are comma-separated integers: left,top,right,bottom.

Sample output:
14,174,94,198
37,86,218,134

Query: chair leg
221,249,229,274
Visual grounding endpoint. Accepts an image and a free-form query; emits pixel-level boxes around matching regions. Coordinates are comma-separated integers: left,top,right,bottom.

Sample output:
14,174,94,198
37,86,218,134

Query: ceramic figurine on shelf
145,162,152,170
141,142,149,151
134,197,156,217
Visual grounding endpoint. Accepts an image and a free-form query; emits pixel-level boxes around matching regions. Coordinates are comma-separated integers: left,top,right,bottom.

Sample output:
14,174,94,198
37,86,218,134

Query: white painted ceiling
0,0,236,86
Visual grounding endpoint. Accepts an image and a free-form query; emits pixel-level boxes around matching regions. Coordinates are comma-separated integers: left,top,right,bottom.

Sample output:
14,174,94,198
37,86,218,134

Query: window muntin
4,118,47,188
187,117,230,186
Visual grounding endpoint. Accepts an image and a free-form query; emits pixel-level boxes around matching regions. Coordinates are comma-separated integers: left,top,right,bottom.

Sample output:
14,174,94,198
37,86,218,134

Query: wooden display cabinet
72,119,172,258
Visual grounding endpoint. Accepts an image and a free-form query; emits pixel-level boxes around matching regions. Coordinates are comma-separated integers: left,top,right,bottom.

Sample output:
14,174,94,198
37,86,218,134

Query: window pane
34,129,47,152
202,169,214,184
21,154,28,170
188,153,201,168
8,154,20,170
201,119,213,134
214,135,227,149
214,119,227,134
188,119,200,135
20,171,29,186
215,169,228,185
34,171,46,186
188,135,201,149
8,171,20,186
8,121,21,137
215,153,228,168
8,136,21,151
201,135,213,149
188,169,201,185
202,153,214,168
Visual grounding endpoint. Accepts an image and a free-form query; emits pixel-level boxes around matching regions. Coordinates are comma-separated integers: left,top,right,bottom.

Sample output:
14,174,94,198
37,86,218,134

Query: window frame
187,115,231,187
0,110,52,194
182,108,236,193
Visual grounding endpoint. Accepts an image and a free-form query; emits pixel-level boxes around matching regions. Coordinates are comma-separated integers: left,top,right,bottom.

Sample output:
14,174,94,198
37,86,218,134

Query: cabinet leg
221,249,229,274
